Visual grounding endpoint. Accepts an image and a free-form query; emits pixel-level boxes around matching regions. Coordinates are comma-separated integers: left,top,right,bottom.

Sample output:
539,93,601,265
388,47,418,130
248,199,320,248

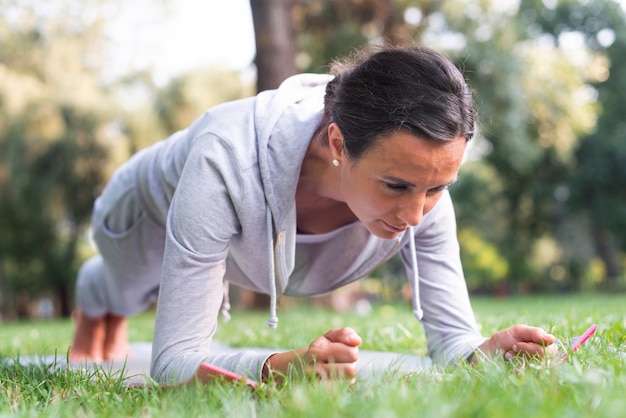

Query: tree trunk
250,0,298,92
377,0,409,46
0,259,17,320
57,281,72,317
592,226,622,288
247,0,298,309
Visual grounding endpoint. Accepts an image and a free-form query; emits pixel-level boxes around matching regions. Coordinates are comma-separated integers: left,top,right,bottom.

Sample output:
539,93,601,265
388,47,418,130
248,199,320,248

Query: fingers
308,361,358,379
510,341,550,357
508,325,556,359
302,328,361,381
491,325,557,361
323,327,362,347
308,327,361,363
545,343,559,357
504,342,560,362
481,324,558,362
309,335,359,363
509,324,556,346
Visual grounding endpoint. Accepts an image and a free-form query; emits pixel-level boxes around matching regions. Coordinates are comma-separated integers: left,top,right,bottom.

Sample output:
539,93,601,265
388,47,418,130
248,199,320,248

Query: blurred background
1,0,625,320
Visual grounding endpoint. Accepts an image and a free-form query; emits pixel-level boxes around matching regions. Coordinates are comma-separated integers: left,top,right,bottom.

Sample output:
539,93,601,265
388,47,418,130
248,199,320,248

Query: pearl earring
332,159,340,167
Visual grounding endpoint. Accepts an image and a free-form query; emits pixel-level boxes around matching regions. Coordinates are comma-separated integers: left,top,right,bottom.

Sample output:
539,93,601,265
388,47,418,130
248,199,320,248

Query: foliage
528,0,626,282
1,295,625,417
2,0,626,318
293,0,624,289
452,160,507,241
0,2,116,317
442,0,600,285
155,67,254,133
294,0,442,73
458,228,509,292
0,1,252,318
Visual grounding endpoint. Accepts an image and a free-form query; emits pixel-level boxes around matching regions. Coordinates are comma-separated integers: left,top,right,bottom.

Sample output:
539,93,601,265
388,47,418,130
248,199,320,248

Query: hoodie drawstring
220,280,232,322
266,208,279,329
408,226,424,320
263,218,422,327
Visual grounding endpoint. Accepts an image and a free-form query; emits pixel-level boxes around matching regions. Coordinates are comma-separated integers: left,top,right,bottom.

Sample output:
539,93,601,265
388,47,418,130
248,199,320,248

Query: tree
522,0,626,286
0,2,116,316
290,0,609,290
250,0,298,91
427,0,601,288
245,0,300,309
294,0,438,72
155,67,254,133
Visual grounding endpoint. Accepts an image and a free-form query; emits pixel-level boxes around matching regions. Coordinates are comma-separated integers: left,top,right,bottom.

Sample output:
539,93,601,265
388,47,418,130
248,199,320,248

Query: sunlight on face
340,131,466,239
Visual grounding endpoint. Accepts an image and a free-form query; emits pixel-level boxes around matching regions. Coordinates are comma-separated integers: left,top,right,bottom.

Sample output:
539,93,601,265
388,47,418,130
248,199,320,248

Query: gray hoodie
133,74,487,384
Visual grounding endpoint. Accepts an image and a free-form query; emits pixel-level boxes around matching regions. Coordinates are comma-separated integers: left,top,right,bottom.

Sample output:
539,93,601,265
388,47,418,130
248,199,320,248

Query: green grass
1,293,625,417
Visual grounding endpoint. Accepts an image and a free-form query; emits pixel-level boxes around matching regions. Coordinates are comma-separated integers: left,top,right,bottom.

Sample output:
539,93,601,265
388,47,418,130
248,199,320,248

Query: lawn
1,293,624,417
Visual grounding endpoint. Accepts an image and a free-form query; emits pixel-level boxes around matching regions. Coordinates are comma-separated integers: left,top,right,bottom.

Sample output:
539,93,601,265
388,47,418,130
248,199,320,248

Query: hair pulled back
324,45,476,159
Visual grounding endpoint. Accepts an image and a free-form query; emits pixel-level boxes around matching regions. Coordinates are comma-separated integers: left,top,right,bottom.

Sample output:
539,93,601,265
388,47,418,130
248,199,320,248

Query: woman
70,45,556,384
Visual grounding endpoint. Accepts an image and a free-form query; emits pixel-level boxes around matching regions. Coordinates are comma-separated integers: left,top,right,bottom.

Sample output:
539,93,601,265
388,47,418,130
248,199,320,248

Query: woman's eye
427,185,449,196
385,183,407,192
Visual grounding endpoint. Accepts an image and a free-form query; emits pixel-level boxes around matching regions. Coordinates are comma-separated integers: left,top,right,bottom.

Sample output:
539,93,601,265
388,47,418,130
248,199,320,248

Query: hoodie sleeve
400,191,487,365
150,134,273,384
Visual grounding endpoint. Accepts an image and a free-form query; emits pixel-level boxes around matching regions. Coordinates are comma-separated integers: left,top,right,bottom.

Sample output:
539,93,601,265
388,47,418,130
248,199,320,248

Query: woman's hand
262,327,362,382
475,324,557,363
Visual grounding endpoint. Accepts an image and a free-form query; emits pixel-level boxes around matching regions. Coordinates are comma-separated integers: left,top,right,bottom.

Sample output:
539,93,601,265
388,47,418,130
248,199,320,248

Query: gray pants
75,164,165,317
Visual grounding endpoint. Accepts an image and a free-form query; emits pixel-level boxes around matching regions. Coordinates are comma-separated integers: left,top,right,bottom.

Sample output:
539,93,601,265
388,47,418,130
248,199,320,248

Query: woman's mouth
382,221,407,233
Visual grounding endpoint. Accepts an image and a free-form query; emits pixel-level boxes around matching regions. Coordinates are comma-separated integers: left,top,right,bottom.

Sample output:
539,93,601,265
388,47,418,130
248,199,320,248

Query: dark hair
324,45,476,159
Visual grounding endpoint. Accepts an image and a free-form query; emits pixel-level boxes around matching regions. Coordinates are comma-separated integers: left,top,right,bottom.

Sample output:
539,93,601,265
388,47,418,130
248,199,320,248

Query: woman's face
331,125,467,239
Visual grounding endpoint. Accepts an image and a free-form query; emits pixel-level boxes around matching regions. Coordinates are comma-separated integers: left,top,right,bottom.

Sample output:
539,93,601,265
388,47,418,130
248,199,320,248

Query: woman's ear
328,123,345,163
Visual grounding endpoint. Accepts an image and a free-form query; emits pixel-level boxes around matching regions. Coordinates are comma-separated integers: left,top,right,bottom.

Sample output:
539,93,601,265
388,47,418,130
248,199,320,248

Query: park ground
1,293,625,417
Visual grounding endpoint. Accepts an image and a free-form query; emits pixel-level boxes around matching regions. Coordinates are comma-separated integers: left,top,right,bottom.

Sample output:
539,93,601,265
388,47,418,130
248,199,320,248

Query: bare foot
69,308,106,362
103,313,132,361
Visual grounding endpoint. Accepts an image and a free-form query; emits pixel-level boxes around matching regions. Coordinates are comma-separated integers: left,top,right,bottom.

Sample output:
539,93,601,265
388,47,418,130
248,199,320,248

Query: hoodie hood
244,74,424,328
255,74,332,225
253,74,332,328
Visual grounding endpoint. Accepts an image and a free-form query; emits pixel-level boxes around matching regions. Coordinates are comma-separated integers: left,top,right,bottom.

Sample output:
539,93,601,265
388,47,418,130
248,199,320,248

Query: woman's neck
295,127,357,234
297,128,343,208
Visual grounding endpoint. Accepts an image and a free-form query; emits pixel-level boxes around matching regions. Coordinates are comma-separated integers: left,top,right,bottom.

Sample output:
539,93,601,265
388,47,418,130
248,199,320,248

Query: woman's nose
396,194,425,227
